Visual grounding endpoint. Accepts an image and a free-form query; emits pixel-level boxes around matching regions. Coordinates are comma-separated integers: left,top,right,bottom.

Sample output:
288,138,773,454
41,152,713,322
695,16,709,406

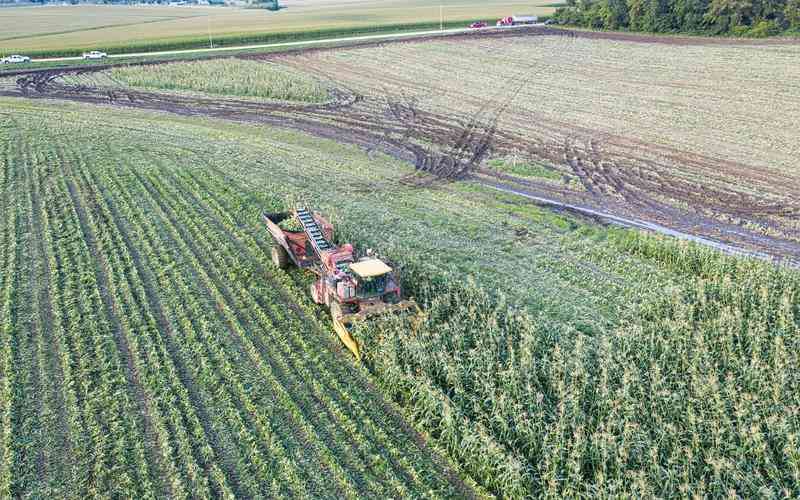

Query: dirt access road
3,26,799,265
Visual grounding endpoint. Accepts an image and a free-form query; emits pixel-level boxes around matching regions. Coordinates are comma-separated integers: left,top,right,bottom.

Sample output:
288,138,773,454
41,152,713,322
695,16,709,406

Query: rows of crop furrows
0,112,465,497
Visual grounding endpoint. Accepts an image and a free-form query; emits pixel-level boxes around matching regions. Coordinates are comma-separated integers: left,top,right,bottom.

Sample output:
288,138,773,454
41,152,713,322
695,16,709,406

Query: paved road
31,24,539,63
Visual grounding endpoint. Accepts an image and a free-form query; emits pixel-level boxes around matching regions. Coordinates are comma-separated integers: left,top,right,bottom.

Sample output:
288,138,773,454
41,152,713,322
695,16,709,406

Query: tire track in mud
286,42,800,223
480,179,800,267
5,43,800,260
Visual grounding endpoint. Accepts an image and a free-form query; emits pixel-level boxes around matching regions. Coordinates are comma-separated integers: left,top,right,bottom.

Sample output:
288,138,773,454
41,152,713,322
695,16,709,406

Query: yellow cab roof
349,259,392,278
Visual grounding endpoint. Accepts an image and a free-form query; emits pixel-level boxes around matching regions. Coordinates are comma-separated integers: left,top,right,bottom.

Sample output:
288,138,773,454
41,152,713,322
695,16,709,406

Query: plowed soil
3,26,799,263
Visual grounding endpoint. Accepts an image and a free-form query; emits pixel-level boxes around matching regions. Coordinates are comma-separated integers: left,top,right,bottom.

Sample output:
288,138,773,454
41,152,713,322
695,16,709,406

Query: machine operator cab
348,258,401,304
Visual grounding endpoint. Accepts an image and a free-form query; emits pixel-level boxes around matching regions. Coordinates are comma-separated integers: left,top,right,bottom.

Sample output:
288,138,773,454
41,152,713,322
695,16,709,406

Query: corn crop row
97,148,302,498
69,143,237,498
140,160,403,498
65,137,463,496
0,136,18,498
109,59,328,103
354,235,800,498
134,163,344,491
39,153,149,497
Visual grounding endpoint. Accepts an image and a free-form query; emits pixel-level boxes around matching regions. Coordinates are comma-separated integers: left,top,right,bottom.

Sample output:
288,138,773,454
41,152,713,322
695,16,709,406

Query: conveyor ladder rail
296,208,334,261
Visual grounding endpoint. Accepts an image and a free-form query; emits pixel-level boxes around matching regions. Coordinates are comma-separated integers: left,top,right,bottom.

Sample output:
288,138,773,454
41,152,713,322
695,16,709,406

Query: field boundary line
30,24,540,62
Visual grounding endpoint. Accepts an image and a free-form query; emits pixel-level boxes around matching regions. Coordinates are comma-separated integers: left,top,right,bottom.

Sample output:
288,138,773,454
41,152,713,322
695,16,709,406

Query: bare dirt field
3,27,799,262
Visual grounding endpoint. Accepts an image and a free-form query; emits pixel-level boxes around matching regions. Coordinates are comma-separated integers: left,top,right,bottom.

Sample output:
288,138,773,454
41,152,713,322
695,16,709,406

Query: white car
82,51,108,60
1,55,31,64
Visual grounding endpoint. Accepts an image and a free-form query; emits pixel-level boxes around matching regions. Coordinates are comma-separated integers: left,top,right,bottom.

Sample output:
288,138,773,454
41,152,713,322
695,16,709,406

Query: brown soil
3,26,799,264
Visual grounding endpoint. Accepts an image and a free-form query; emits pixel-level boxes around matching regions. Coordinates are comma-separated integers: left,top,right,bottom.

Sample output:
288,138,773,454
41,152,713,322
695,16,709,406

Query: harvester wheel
382,292,400,304
271,245,289,269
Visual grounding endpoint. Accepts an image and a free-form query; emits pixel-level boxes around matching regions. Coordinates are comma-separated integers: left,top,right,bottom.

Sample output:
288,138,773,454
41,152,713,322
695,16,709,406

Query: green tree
636,0,675,30
705,0,754,31
672,0,710,30
786,0,800,26
602,0,631,27
558,0,786,32
753,0,787,22
628,0,649,28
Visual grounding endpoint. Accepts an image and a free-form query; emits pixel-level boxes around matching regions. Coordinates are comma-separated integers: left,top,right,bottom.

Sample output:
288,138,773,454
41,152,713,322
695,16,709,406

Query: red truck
497,15,538,26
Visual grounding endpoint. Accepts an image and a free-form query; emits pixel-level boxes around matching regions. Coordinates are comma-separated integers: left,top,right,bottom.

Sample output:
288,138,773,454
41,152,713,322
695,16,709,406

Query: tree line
555,0,800,35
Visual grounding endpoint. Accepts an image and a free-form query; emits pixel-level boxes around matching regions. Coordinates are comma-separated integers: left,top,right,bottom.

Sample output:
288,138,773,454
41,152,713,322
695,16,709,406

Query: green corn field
1,24,799,498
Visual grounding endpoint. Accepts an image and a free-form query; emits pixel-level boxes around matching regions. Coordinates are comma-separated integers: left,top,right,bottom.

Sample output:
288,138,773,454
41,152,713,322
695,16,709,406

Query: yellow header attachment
349,259,392,278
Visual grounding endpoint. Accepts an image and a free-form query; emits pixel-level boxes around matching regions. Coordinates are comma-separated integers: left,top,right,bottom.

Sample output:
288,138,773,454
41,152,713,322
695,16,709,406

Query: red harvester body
263,208,420,359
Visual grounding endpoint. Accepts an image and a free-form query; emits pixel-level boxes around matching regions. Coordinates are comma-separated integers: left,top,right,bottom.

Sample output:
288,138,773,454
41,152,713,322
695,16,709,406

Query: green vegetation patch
359,231,800,498
0,97,464,498
556,0,800,35
109,59,328,102
488,157,563,181
2,97,798,498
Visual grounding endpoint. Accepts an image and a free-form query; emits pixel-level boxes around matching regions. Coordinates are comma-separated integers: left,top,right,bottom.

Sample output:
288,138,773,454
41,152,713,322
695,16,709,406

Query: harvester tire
271,245,289,269
382,292,400,304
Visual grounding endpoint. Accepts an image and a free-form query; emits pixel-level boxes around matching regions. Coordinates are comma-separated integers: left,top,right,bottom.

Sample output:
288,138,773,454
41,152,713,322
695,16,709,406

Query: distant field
280,32,800,254
0,1,555,55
